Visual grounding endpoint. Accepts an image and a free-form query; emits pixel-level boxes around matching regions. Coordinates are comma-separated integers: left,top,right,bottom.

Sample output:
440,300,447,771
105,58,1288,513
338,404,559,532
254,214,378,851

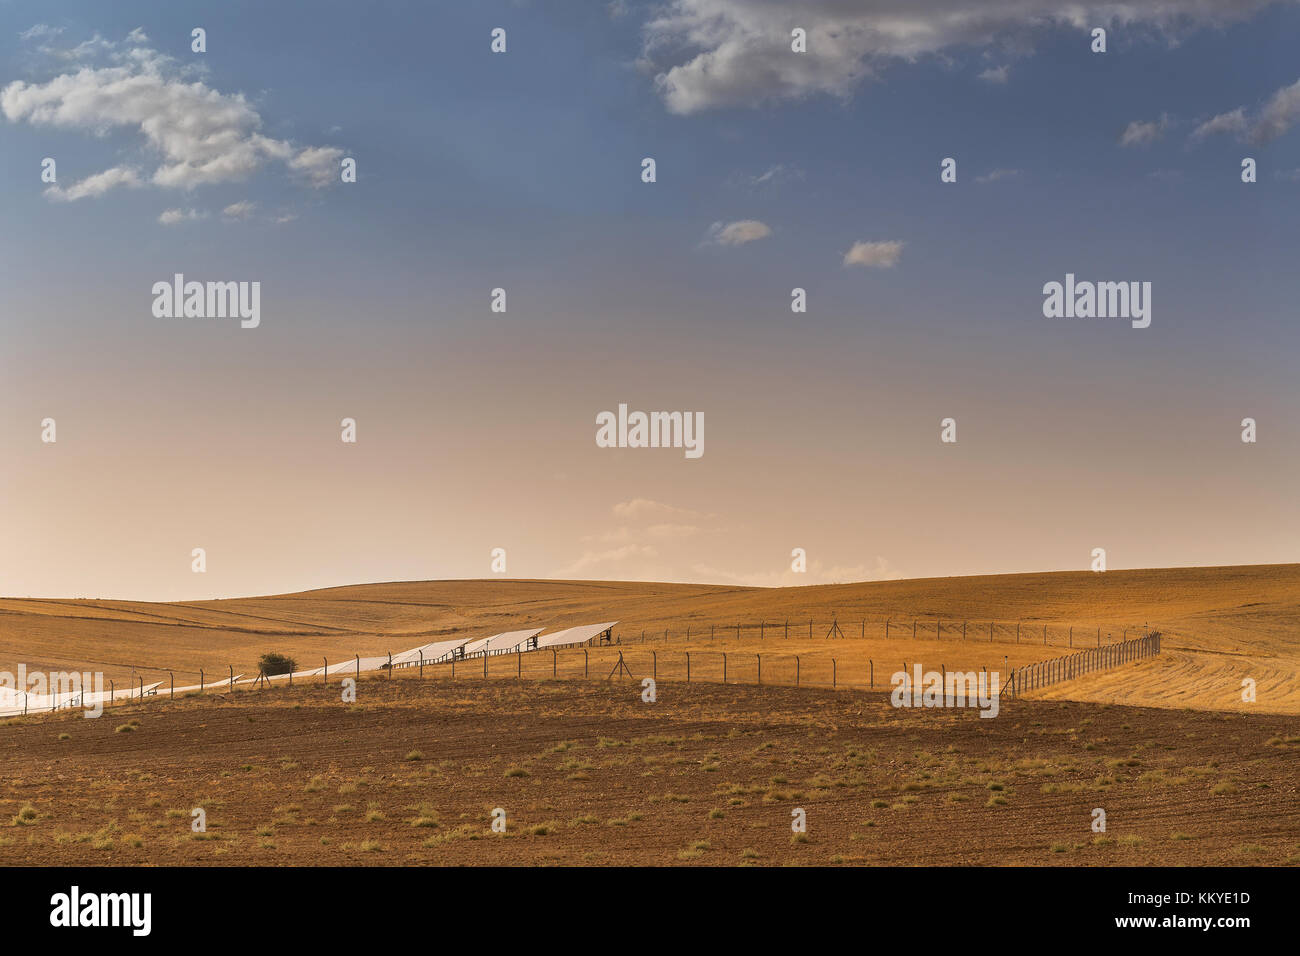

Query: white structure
458,628,545,658
536,621,619,649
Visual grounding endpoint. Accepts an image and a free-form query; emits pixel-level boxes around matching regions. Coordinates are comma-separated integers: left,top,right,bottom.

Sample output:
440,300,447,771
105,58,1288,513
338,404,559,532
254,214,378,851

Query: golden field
1,563,1296,711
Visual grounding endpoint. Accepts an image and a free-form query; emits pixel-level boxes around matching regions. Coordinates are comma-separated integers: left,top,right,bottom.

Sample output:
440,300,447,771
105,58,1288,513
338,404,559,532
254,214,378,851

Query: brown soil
2,675,1297,866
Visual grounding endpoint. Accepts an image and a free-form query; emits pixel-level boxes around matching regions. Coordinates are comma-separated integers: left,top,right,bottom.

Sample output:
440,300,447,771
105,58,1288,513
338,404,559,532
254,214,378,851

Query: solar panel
390,638,470,666
459,628,545,658
535,621,619,650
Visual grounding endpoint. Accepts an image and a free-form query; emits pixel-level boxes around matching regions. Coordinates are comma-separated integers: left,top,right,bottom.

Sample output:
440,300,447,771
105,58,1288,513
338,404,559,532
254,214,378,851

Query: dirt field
2,564,1297,712
1,676,1297,866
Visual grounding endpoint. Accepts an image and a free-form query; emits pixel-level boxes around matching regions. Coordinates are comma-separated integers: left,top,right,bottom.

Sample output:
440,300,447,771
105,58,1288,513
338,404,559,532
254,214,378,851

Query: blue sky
2,0,1298,598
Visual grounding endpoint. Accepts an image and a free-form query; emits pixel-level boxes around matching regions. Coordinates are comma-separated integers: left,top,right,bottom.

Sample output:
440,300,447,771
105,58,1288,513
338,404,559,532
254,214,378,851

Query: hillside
1,564,1297,711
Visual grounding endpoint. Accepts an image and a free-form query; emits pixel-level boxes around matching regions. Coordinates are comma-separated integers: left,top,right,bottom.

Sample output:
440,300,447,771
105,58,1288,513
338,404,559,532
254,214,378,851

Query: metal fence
1002,632,1161,699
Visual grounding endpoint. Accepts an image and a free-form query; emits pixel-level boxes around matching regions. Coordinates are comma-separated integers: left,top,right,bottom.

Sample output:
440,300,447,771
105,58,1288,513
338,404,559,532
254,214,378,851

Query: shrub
258,652,297,677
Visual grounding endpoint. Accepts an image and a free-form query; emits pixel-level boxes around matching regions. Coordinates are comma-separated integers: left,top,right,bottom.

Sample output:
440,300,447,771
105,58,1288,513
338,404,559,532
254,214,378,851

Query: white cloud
704,218,772,245
288,145,345,188
157,207,206,225
732,163,803,188
642,0,1280,113
1119,113,1172,147
1250,77,1300,143
975,167,1020,183
43,165,142,201
978,64,1011,84
552,544,661,579
843,239,903,269
221,200,257,221
2,29,342,199
612,498,709,520
19,24,64,42
1190,78,1300,144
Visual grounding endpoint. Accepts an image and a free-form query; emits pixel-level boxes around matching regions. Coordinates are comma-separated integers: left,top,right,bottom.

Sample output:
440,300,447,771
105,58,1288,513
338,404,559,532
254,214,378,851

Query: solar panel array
0,621,619,715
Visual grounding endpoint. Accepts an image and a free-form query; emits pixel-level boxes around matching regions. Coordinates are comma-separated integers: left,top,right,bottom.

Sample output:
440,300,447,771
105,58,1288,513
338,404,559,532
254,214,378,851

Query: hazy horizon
3,1,1298,601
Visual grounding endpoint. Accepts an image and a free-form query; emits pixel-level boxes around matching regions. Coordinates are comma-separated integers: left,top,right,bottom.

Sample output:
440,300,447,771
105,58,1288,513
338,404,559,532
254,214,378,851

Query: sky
1,0,1298,600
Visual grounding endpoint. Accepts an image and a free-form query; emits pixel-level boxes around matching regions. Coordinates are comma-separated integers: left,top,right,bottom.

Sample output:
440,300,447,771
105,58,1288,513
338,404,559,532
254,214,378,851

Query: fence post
139,676,144,699
808,619,812,639
108,681,113,708
861,620,865,639
517,649,521,679
686,652,691,683
832,658,837,689
722,653,727,685
962,621,966,641
937,619,941,640
761,621,765,640
795,656,800,687
200,669,204,692
169,672,174,700
420,651,424,680
653,651,657,681
711,624,715,641
228,665,234,690
583,649,588,679
483,652,488,680
355,655,360,681
1043,624,1047,645
990,621,993,642
552,649,557,677
756,654,761,685
785,619,788,639
870,659,874,688
736,623,740,642
885,620,890,640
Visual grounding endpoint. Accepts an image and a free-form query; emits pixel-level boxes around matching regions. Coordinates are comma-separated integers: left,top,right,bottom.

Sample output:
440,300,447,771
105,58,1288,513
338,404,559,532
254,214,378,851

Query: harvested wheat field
1,678,1297,866
0,565,1297,867
1,564,1297,712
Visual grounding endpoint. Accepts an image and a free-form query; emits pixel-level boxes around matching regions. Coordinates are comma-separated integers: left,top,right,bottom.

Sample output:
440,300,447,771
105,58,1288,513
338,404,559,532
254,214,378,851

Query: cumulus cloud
1190,108,1247,140
843,239,903,269
641,0,1280,113
1119,113,1172,147
44,165,142,201
19,24,64,42
2,28,343,199
221,200,257,221
288,145,345,188
158,207,206,225
704,218,772,245
978,64,1011,84
1189,78,1300,144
